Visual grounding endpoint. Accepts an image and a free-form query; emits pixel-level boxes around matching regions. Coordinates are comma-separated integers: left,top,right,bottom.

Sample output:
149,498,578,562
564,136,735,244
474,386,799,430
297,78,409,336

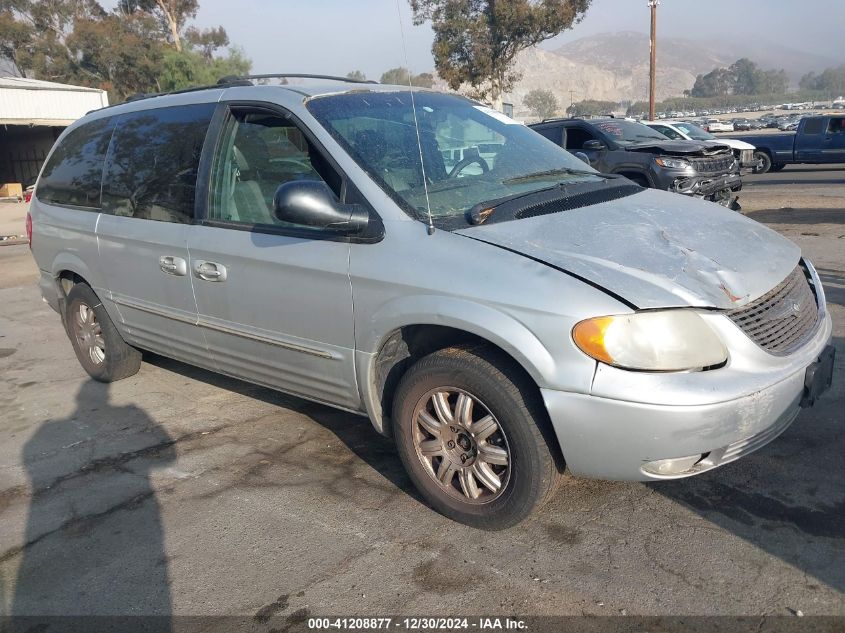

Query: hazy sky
176,0,842,79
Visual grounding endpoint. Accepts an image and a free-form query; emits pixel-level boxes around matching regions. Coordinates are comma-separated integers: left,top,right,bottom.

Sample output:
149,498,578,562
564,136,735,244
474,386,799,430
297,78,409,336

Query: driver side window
564,127,596,150
208,108,342,228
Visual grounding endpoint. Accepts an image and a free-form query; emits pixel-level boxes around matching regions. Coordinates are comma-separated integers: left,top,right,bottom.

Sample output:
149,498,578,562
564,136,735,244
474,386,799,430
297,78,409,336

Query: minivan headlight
654,157,692,169
572,311,727,371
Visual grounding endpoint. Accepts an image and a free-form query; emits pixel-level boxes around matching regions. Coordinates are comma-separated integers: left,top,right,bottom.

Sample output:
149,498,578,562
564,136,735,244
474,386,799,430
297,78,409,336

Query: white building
0,77,109,186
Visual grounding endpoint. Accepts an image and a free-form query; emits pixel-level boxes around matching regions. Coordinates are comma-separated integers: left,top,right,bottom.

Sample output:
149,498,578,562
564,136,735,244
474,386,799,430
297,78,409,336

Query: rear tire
392,345,561,530
753,151,772,174
65,283,142,382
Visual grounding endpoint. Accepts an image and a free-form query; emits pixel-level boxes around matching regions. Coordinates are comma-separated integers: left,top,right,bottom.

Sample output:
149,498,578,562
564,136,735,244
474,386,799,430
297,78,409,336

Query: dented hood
625,140,732,156
456,188,800,310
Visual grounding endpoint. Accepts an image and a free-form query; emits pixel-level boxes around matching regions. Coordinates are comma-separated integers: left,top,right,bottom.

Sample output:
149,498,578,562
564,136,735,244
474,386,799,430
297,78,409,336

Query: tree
158,46,250,93
410,0,591,110
0,0,251,101
691,67,733,98
184,25,228,60
379,66,434,87
800,66,845,95
691,58,789,99
412,72,435,88
346,70,367,82
523,88,558,119
380,66,411,85
730,58,759,95
567,99,618,117
119,0,198,52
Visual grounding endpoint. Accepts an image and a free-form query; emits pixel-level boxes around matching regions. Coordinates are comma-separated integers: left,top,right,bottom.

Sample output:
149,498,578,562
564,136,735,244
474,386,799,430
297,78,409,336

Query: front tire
65,283,142,382
392,346,561,530
770,163,786,172
753,151,772,174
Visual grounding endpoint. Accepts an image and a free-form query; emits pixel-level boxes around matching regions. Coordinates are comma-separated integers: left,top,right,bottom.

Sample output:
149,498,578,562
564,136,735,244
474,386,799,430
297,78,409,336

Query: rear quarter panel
30,201,105,299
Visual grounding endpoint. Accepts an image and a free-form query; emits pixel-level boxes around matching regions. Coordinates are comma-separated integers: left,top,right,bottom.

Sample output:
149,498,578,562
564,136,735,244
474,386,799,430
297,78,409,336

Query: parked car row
529,117,742,209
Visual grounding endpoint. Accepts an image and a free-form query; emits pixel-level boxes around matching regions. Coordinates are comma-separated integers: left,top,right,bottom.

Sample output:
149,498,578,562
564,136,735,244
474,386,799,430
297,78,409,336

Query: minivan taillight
25,212,32,249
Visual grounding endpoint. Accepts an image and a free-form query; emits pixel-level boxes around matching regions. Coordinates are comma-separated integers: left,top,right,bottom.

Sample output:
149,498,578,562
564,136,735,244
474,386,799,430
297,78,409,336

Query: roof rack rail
217,74,379,85
112,78,250,108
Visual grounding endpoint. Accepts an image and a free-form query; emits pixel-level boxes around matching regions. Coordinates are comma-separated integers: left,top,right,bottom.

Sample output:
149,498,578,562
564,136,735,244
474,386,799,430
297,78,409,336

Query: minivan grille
688,154,735,174
727,266,820,356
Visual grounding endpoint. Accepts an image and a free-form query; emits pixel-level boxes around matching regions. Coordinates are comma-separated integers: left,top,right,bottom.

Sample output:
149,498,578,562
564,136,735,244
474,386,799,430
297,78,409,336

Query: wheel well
376,327,518,412
617,171,650,187
372,325,566,472
56,270,88,297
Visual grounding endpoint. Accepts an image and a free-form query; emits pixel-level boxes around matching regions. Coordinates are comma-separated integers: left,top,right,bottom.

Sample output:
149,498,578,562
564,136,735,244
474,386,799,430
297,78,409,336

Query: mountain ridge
502,31,837,117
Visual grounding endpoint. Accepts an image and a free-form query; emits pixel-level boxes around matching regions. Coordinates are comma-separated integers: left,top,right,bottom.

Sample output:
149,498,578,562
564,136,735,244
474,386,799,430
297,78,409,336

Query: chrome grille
738,148,755,165
688,154,735,174
727,266,820,355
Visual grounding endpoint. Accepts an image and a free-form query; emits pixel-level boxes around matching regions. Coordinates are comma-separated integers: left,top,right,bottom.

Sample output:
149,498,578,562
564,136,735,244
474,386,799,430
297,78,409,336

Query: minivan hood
455,188,799,310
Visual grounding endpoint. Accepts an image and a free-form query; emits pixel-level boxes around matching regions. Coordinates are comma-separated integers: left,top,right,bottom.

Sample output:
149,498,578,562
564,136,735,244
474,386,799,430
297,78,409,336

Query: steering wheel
448,155,490,179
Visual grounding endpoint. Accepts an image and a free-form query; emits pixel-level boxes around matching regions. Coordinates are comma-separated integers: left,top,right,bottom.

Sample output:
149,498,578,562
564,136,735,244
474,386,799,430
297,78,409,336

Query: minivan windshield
307,92,608,222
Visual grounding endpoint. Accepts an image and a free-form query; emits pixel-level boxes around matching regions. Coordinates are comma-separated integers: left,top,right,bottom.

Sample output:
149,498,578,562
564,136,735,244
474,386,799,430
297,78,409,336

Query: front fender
356,295,568,434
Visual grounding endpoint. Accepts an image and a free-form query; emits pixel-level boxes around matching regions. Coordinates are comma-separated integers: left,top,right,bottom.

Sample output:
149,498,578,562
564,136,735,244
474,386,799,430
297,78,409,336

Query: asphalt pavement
0,170,843,623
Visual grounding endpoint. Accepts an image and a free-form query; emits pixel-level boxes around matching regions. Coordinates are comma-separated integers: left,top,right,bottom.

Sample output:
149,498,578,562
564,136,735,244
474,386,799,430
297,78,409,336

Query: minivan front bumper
542,311,833,481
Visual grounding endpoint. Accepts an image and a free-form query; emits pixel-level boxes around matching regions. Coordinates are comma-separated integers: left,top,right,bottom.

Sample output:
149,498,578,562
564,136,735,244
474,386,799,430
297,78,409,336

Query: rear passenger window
102,103,214,223
534,126,563,146
36,117,114,208
802,118,825,135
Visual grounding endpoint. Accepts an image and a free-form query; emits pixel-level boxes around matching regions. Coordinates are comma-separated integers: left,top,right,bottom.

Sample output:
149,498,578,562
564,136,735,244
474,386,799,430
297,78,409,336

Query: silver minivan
28,77,835,529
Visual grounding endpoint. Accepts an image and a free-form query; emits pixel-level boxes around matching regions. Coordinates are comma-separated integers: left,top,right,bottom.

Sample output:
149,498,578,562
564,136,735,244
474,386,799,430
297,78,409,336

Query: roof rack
97,74,375,113
217,74,379,85
108,78,250,109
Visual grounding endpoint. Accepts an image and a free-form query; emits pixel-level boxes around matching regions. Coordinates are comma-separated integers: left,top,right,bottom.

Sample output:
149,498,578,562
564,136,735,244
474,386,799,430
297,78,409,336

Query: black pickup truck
730,115,845,173
529,118,742,208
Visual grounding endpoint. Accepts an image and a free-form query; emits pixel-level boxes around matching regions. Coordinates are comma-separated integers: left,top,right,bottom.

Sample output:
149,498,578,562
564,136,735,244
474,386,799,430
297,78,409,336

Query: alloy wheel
73,302,106,366
411,388,511,504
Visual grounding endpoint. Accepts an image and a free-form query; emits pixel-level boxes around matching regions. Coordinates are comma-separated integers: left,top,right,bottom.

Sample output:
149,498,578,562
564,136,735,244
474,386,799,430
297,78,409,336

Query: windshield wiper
502,167,616,184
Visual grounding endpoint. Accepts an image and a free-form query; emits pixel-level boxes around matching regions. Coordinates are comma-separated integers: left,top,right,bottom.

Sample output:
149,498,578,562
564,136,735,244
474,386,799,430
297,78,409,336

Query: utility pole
648,0,659,120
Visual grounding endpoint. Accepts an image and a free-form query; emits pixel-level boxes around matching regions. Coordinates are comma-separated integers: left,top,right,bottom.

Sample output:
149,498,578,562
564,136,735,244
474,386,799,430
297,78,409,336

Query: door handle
194,260,228,282
159,256,187,276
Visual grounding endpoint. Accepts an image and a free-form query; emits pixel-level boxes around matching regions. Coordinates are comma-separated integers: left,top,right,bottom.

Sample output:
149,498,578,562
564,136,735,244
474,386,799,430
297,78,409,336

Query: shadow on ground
654,334,845,593
144,353,419,501
745,208,845,225
816,268,845,307
8,381,174,628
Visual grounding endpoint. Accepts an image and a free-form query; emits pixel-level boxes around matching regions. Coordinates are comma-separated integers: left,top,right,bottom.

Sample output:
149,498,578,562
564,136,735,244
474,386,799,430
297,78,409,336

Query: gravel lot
0,167,843,623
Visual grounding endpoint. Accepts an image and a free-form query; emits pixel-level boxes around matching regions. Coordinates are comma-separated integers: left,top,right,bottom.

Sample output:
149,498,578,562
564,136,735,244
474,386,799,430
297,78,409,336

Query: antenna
394,0,435,235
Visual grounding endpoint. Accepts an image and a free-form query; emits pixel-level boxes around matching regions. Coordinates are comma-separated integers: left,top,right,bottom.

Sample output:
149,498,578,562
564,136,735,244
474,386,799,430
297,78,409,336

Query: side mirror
273,180,369,235
573,151,591,165
582,139,606,151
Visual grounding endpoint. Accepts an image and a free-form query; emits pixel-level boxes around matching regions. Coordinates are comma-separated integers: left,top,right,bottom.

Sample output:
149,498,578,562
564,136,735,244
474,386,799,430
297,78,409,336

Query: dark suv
529,118,742,208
